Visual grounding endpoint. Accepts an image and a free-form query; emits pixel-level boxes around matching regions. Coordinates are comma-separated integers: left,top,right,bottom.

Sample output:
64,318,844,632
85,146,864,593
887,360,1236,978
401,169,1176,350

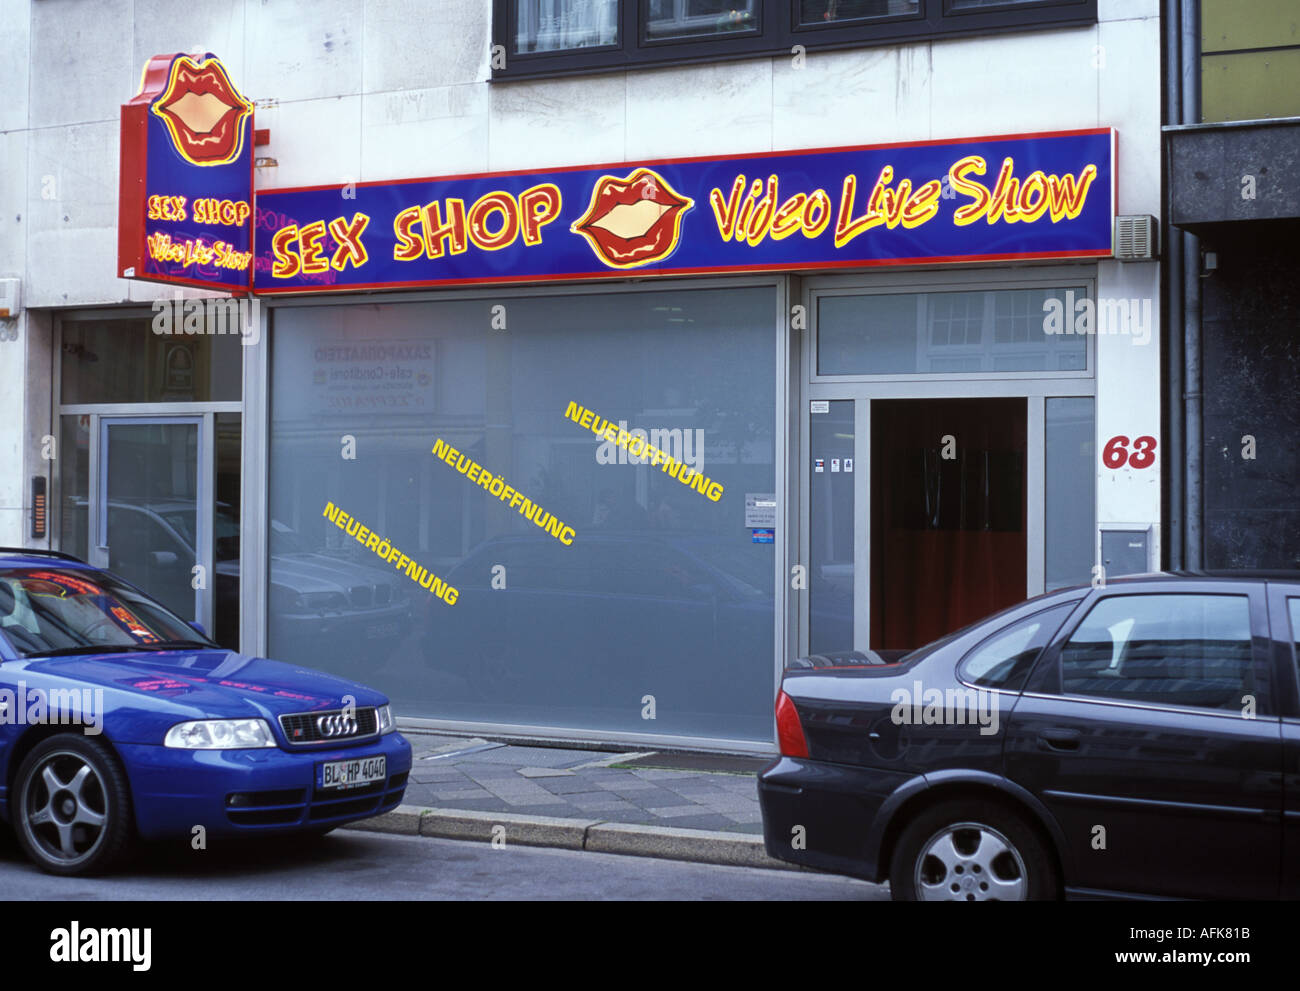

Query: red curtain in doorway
871,399,1027,651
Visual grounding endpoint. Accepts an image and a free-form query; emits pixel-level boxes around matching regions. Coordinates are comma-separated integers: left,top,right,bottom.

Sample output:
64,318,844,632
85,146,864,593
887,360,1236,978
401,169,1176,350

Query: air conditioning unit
0,278,20,319
1114,215,1157,261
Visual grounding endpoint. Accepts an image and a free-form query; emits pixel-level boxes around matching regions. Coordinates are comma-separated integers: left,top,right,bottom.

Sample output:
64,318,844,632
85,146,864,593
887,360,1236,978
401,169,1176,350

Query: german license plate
320,755,386,791
366,622,399,640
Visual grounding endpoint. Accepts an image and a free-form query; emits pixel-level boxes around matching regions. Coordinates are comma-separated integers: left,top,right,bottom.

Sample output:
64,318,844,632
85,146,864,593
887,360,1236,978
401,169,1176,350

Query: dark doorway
870,398,1027,650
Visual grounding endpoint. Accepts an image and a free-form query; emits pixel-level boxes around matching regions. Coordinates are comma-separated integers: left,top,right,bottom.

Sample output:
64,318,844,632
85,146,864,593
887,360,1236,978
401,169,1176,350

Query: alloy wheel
914,821,1028,901
20,750,110,869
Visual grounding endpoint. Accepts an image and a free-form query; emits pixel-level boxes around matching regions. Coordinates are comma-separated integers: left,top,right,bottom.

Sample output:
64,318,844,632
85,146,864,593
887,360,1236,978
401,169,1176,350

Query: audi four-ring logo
317,713,358,737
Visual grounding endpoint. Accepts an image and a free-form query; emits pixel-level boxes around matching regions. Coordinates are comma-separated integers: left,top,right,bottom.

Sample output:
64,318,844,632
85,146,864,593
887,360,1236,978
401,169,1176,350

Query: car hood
9,649,387,740
233,553,399,596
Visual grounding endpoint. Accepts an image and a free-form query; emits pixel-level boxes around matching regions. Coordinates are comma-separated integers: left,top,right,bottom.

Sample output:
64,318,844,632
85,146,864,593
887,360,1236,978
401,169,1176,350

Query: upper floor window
515,0,620,53
494,0,1096,80
646,0,761,40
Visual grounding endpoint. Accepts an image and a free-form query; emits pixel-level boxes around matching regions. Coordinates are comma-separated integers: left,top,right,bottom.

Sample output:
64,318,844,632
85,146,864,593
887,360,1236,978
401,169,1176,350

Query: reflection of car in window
75,498,412,655
418,530,847,718
247,516,413,664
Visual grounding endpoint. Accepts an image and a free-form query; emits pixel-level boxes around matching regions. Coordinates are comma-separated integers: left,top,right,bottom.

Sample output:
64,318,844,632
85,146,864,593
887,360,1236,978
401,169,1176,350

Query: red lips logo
571,168,693,269
150,55,253,167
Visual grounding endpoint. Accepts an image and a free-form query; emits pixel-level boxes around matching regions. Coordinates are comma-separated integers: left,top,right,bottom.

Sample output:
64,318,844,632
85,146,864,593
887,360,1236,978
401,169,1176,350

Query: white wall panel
255,94,363,189
0,0,32,132
362,84,490,180
773,45,932,150
243,0,363,103
0,129,27,277
134,0,247,87
362,0,489,93
1100,13,1162,218
624,60,772,160
488,72,625,170
26,121,121,307
1094,259,1161,533
28,0,133,128
930,28,1100,137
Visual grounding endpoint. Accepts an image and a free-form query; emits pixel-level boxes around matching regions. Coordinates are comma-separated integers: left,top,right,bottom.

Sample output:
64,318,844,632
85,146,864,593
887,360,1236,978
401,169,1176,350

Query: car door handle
1038,728,1081,752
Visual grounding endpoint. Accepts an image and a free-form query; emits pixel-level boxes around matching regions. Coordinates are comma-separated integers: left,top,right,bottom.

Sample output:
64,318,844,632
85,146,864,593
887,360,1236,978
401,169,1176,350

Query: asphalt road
0,828,888,900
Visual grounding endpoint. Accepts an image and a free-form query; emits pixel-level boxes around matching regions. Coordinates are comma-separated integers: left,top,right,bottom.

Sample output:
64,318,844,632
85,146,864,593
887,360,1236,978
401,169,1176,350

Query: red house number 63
1102,435,1157,469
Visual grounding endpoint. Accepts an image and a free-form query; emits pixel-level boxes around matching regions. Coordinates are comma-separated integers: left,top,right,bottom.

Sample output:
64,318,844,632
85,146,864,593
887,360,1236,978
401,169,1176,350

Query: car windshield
270,519,312,555
0,567,214,658
160,510,199,550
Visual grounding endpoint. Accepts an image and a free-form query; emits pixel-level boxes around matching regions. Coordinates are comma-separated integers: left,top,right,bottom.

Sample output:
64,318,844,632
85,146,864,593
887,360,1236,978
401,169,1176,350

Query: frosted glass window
817,287,1089,375
1045,397,1095,591
268,288,777,743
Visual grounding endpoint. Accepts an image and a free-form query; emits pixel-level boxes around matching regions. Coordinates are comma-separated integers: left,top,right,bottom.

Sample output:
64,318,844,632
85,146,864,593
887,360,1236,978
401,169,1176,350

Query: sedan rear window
958,602,1076,690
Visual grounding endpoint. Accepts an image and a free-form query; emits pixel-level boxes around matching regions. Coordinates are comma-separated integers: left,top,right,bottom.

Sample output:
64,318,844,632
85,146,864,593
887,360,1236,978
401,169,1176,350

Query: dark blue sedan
0,548,411,875
760,572,1300,900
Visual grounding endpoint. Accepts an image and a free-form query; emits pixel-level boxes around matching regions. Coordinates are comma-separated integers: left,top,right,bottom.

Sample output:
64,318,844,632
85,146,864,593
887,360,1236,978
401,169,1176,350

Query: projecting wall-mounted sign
251,127,1115,294
116,63,1115,297
118,52,255,293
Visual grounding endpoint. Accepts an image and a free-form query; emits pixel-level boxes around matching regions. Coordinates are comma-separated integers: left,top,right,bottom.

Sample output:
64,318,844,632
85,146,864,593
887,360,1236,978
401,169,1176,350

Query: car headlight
377,704,395,734
164,718,277,749
299,591,348,613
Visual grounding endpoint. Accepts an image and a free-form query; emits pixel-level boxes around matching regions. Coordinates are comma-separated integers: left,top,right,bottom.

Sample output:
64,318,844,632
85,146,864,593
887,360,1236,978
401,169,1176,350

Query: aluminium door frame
52,312,240,636
798,266,1100,660
96,413,212,631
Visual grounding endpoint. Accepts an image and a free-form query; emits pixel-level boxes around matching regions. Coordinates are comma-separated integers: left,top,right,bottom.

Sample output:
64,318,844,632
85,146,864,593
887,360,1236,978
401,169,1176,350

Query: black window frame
493,0,1097,81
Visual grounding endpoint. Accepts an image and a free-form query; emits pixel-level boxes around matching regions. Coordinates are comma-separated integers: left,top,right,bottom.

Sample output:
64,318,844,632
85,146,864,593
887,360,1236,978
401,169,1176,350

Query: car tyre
13,735,134,877
889,800,1057,902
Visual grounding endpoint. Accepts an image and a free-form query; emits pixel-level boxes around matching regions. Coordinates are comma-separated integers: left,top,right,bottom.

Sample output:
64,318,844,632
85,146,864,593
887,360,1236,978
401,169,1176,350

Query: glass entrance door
804,396,1039,659
97,417,205,625
807,399,857,655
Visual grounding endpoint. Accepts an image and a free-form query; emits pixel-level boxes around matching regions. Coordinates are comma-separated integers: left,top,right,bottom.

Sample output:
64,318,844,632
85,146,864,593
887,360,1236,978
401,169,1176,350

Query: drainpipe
1180,0,1203,569
1163,0,1184,570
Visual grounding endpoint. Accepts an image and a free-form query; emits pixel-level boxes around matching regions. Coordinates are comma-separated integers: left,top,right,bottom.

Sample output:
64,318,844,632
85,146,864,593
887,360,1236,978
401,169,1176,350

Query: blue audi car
0,548,411,875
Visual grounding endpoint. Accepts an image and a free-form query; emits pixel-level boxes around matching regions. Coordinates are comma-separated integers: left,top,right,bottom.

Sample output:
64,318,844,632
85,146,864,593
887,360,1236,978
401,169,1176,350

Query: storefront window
267,287,777,743
816,286,1089,375
60,317,242,404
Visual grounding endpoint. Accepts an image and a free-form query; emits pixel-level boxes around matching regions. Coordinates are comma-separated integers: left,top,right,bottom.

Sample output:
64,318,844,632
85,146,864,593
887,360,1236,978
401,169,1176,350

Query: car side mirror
189,620,208,637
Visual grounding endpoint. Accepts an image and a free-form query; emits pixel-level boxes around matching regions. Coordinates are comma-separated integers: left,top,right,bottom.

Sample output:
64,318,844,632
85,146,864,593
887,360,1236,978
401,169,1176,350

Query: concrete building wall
0,0,1163,545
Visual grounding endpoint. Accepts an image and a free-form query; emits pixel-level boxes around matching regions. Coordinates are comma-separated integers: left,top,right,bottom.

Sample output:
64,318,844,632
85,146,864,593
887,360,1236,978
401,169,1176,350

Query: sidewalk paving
401,732,767,833
344,730,800,871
